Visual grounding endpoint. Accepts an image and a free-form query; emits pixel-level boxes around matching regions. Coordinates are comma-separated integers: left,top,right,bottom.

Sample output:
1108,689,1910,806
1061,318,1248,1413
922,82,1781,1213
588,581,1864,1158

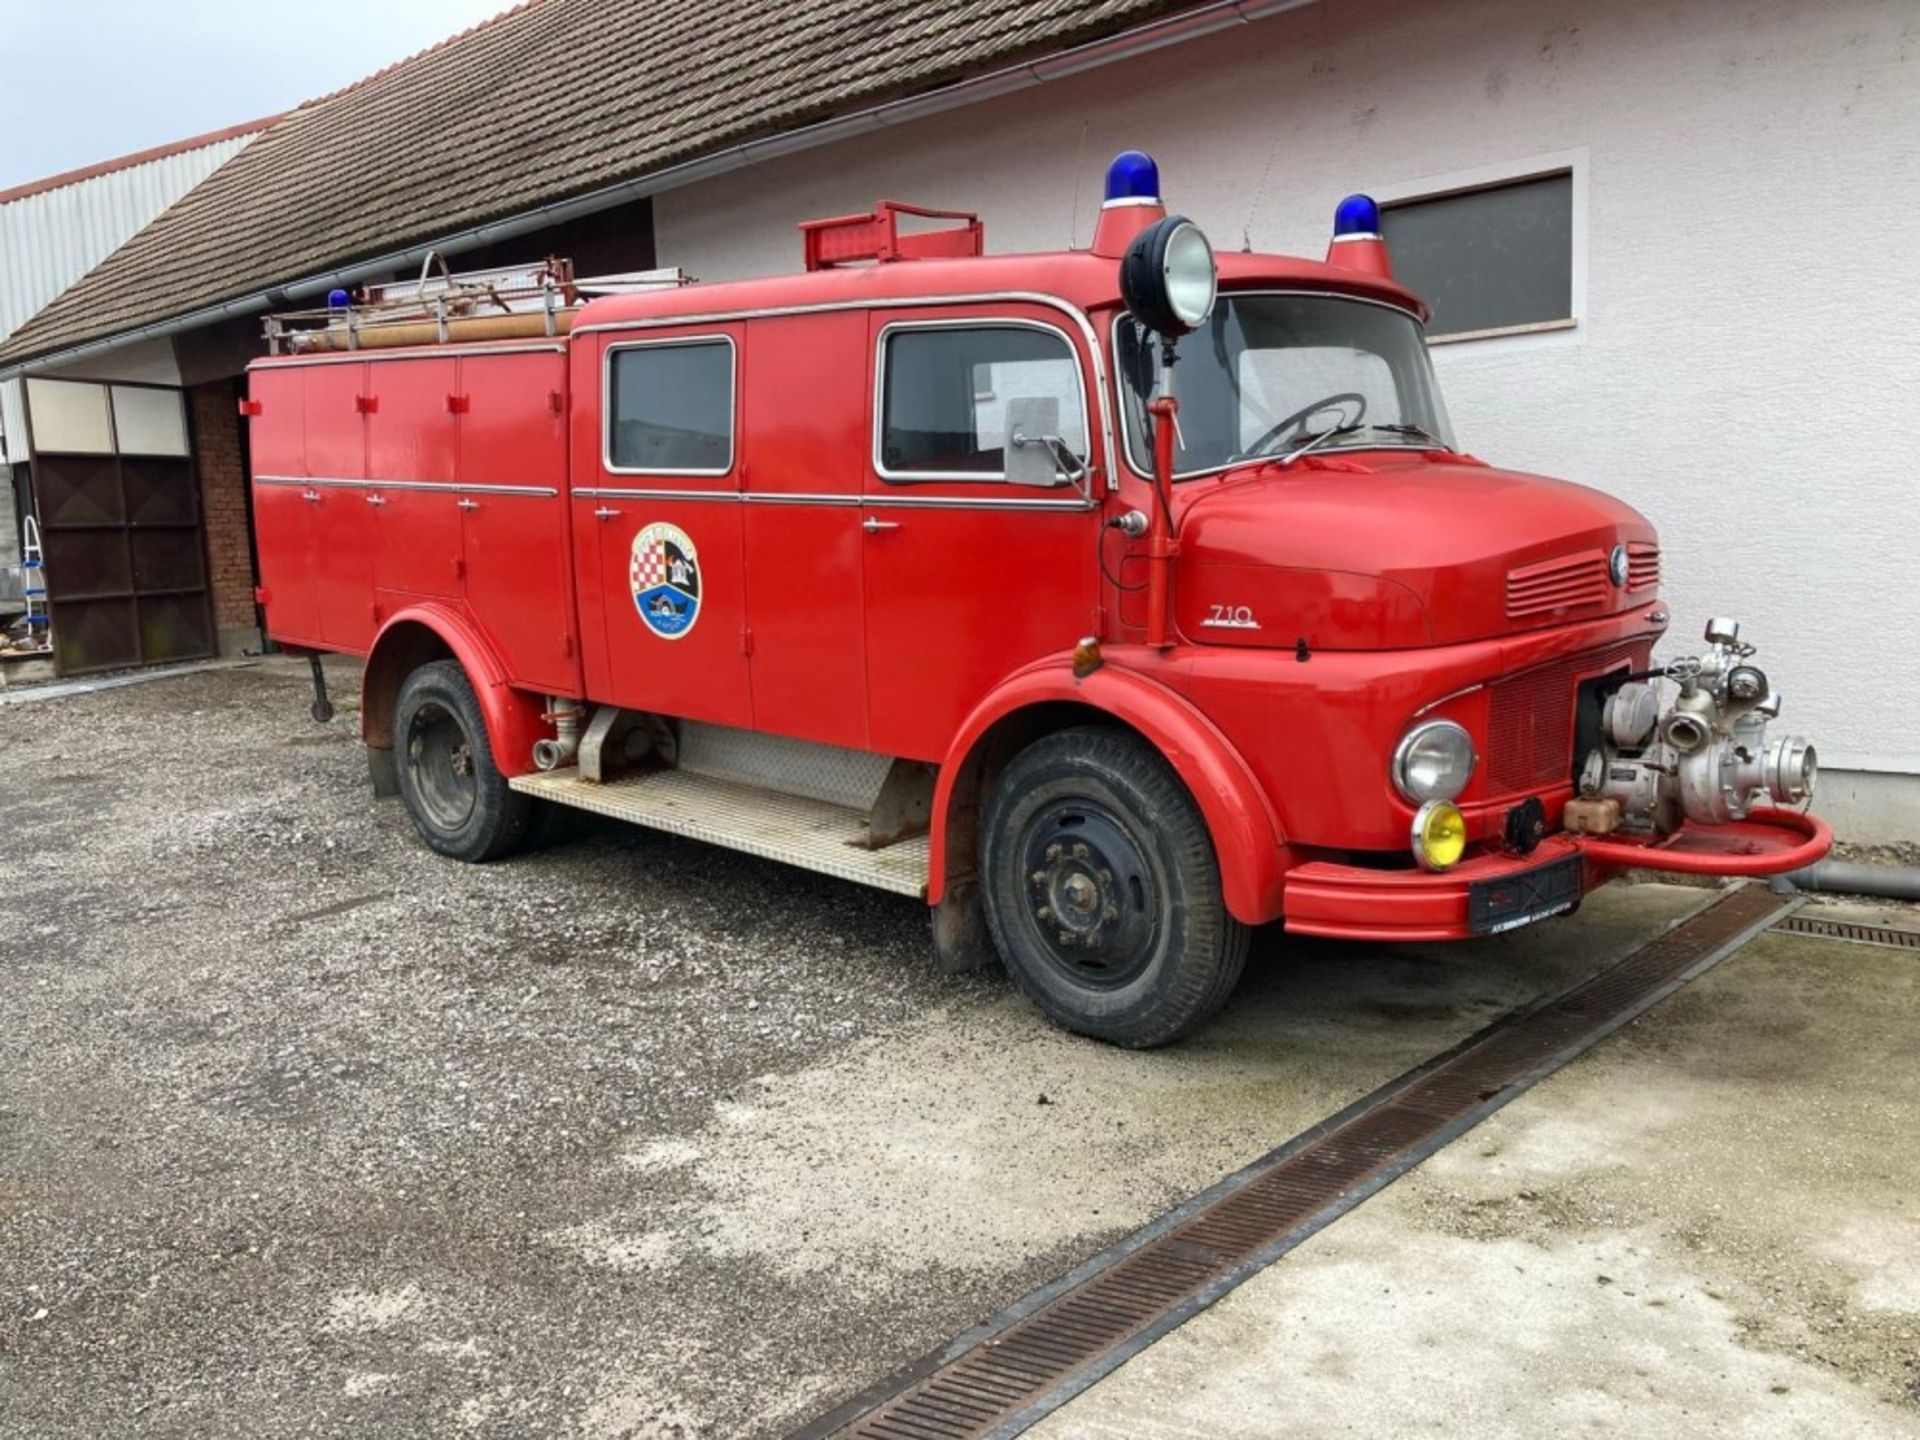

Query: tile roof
0,0,1208,368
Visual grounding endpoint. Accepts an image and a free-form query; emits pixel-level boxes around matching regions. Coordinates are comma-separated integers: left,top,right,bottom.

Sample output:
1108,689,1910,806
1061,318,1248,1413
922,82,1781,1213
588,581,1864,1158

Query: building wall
188,380,259,655
653,0,1920,837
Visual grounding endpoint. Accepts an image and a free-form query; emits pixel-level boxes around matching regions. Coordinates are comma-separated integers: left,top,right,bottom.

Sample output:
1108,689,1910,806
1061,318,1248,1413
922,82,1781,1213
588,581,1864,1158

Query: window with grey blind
1381,172,1574,340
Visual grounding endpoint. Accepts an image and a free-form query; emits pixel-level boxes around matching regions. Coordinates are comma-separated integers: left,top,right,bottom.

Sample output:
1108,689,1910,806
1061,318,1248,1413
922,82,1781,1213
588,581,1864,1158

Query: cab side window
608,339,734,473
878,325,1087,480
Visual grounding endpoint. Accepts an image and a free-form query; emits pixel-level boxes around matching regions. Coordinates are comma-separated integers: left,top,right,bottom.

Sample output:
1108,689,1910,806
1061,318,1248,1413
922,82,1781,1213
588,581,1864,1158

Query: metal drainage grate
795,884,1792,1440
1772,913,1920,951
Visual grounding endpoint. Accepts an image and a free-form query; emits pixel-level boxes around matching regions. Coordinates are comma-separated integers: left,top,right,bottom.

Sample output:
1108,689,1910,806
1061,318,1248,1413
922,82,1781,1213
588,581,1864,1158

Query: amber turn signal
1072,636,1103,679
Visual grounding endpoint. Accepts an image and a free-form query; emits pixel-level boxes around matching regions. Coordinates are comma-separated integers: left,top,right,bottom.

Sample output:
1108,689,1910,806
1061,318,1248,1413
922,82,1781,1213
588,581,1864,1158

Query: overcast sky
0,0,514,190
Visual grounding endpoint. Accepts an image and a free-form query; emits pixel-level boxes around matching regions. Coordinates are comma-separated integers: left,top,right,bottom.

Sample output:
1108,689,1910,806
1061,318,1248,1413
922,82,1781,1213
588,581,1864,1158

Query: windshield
1116,294,1455,478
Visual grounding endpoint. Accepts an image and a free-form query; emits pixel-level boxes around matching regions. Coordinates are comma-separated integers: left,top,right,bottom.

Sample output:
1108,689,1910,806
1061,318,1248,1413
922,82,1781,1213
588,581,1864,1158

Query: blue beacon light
1333,194,1381,238
327,288,351,309
1104,150,1161,205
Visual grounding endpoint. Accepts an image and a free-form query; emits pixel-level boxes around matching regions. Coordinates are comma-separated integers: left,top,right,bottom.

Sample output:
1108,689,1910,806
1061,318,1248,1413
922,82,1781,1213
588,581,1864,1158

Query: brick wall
189,380,258,642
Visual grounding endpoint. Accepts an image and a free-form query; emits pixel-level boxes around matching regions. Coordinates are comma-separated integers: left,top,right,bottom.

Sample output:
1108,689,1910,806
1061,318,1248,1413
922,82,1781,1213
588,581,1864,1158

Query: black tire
980,727,1250,1048
393,660,533,863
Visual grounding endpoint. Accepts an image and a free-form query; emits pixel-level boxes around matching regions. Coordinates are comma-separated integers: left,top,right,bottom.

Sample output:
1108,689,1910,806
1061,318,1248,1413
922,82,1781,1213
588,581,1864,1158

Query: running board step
508,766,930,897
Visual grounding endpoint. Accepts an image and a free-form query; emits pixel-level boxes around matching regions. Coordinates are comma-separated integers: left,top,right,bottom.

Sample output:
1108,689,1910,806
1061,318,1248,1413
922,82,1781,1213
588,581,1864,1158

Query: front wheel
394,660,533,862
980,727,1249,1048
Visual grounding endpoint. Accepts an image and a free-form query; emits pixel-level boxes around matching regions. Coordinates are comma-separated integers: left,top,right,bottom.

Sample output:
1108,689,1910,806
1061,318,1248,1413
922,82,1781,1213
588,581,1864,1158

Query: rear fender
362,604,549,776
931,658,1292,925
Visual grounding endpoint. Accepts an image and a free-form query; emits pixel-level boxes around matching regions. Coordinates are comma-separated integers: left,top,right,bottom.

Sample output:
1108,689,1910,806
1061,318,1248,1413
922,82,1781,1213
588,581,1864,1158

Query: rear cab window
606,338,736,474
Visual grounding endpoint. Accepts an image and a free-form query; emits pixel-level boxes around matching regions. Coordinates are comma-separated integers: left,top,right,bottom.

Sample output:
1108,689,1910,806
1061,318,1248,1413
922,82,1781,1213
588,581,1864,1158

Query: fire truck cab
246,152,1828,1047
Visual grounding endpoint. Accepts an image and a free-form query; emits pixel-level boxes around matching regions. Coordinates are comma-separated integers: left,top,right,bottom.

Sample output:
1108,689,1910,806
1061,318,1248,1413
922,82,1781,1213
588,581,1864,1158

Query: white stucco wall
653,0,1920,813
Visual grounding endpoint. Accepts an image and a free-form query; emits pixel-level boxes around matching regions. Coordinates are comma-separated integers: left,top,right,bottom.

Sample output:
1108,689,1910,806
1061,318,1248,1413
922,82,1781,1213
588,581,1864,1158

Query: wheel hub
406,701,479,833
1021,802,1158,988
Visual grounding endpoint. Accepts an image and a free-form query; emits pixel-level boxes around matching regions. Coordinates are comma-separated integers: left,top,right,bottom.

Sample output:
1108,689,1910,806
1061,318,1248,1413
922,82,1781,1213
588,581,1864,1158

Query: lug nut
1045,843,1062,861
1036,906,1052,921
1072,843,1090,860
1030,870,1046,887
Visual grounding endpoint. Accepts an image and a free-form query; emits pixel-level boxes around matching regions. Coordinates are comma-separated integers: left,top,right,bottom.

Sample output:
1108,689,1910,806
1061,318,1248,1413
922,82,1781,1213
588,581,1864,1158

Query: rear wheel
980,727,1249,1047
394,660,532,862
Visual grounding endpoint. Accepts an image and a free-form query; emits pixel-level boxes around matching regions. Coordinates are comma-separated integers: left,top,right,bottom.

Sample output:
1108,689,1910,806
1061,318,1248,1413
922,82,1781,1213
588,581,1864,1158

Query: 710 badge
629,522,701,639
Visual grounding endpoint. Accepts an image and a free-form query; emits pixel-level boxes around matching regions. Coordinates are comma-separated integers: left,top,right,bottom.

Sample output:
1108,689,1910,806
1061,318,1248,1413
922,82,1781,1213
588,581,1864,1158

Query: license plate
1468,853,1584,936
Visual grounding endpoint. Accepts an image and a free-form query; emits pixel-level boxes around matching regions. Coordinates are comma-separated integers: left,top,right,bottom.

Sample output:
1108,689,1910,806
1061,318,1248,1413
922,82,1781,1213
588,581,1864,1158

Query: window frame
873,317,1091,485
1370,149,1588,348
1110,289,1434,485
601,333,738,477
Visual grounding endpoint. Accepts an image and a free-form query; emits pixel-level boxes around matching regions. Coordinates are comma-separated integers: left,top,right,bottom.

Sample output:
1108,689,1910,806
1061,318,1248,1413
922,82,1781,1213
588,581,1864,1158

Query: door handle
594,507,623,521
457,498,480,511
301,489,320,503
365,493,387,507
862,516,901,533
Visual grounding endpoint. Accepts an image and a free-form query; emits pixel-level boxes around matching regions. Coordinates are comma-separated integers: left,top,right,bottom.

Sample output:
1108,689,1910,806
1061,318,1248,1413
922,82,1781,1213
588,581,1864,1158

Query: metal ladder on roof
18,514,51,653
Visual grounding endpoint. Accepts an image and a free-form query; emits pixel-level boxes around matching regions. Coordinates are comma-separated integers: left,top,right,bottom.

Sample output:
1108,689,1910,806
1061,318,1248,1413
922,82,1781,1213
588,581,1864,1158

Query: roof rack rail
263,252,695,354
799,200,984,272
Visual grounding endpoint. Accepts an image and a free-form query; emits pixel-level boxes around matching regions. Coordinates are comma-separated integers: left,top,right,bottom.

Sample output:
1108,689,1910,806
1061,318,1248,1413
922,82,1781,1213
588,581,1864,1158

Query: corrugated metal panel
0,131,255,464
0,133,257,340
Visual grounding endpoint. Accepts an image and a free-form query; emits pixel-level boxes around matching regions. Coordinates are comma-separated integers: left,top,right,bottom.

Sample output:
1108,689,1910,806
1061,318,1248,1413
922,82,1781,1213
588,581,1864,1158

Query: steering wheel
1238,392,1368,460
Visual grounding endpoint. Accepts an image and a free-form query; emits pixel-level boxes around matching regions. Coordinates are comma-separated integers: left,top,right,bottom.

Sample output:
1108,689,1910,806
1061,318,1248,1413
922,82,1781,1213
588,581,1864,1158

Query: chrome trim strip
601,334,737,477
252,474,558,497
872,316,1092,487
568,485,1090,512
744,492,860,507
574,485,740,502
867,494,1093,512
249,341,569,369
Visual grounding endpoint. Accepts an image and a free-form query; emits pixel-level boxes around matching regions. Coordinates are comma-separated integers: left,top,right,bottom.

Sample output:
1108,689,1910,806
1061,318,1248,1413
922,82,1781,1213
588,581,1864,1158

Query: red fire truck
246,152,1827,1046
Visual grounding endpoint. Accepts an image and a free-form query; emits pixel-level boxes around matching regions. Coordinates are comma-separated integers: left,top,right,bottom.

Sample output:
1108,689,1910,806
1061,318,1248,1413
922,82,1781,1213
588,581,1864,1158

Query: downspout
1770,861,1920,902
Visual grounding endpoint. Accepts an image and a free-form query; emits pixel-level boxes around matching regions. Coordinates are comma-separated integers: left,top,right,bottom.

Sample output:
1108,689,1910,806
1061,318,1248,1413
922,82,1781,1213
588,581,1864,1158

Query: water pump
1573,619,1817,834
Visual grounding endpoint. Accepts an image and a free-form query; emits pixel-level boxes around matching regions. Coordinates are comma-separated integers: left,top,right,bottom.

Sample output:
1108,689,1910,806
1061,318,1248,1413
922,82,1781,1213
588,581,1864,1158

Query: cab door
739,311,869,748
575,328,751,727
862,310,1103,761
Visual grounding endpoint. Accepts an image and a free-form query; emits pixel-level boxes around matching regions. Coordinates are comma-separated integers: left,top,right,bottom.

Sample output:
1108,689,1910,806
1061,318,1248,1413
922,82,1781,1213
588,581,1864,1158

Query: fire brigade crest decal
629,522,702,639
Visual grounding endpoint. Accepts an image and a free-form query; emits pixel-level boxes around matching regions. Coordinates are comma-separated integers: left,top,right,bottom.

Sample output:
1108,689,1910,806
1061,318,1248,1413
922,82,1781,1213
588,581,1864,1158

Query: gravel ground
5,657,1887,1439
0,659,993,1437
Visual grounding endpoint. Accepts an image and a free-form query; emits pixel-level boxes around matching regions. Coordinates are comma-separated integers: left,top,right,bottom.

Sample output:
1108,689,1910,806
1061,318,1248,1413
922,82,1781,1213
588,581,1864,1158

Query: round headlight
1411,800,1468,871
1162,221,1216,328
1392,720,1476,804
1119,215,1217,337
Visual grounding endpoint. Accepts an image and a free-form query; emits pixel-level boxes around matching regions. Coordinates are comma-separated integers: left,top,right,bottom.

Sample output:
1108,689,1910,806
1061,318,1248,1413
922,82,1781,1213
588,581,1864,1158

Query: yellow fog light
1411,799,1467,871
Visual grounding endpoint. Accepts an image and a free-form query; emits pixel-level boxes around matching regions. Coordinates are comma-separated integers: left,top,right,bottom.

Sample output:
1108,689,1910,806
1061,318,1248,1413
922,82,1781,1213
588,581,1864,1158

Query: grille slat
1627,541,1660,592
1506,550,1611,620
1485,638,1652,795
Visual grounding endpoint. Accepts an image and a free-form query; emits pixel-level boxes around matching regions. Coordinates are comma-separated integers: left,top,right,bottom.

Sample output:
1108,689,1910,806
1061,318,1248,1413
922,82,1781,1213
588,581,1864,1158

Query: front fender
362,603,549,777
931,657,1293,925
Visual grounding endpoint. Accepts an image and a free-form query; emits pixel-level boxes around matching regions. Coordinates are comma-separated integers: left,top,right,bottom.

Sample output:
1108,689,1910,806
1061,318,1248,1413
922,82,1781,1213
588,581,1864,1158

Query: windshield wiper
1273,424,1363,468
1364,422,1451,450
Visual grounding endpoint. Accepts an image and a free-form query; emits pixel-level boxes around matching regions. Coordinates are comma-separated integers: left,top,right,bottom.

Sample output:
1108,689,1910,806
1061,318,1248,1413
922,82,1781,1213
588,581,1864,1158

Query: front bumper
1282,808,1831,942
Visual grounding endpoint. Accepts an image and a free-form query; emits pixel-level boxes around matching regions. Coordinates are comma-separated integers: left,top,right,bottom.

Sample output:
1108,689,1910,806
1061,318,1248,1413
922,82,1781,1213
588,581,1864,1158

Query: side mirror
1004,397,1083,488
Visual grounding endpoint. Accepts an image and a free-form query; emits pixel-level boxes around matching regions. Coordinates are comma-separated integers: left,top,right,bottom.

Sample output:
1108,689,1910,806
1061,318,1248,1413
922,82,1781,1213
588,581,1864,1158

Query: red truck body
245,157,1826,1043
